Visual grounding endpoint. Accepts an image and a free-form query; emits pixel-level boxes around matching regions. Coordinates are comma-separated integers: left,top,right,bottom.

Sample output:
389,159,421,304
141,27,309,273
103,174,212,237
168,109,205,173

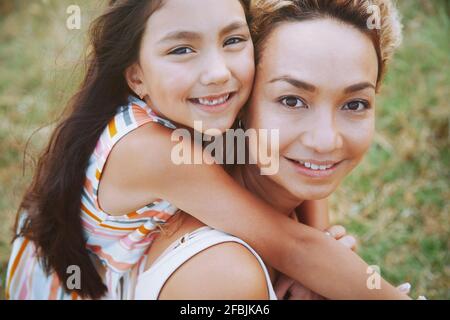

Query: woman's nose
200,51,231,86
300,110,343,154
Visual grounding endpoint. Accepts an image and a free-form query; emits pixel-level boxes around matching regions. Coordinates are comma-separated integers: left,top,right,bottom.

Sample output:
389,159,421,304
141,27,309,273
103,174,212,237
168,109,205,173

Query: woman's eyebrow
344,82,376,93
268,76,316,92
268,77,376,94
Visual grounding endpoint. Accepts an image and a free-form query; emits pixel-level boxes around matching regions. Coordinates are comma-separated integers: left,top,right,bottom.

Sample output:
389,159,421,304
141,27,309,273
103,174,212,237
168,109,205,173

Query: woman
134,0,410,300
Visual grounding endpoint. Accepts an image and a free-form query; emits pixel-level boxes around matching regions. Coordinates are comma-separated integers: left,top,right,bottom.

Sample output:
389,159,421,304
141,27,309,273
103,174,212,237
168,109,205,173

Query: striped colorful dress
6,95,180,299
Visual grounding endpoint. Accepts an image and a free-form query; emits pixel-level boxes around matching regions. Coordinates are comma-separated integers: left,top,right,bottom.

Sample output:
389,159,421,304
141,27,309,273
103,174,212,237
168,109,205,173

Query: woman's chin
287,183,337,201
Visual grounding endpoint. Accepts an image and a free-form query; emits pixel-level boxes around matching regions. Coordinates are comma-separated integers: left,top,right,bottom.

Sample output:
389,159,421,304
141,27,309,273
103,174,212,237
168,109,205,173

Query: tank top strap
134,227,277,300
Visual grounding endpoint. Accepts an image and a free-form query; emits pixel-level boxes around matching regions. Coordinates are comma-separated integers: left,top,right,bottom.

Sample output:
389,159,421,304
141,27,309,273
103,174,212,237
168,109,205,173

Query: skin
97,0,409,299
240,19,377,212
143,19,382,299
126,0,255,133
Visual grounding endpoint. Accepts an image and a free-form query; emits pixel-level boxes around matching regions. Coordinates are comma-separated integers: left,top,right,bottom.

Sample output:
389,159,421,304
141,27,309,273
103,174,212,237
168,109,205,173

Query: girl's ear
125,63,146,99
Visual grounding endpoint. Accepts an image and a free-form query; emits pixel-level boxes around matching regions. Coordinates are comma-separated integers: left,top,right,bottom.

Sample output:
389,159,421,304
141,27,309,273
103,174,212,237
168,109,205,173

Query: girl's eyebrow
158,31,201,44
219,20,248,37
158,20,248,44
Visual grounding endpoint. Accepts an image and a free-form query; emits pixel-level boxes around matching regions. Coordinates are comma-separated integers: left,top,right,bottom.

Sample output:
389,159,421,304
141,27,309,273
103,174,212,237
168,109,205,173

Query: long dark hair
14,0,164,299
14,0,251,300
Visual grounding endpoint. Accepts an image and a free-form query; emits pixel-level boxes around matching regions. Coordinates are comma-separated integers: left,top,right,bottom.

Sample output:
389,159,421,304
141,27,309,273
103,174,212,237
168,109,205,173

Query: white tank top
134,226,277,300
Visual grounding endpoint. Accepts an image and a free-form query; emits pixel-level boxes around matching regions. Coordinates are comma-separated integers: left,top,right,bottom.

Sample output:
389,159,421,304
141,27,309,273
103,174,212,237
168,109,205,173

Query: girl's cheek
236,49,255,89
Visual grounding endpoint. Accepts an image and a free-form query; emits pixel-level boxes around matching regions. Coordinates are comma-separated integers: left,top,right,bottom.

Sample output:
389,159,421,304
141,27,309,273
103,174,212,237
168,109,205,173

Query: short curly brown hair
249,0,403,90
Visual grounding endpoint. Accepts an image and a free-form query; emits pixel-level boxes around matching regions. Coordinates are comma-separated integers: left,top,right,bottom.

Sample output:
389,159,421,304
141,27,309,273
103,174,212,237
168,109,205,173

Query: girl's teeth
197,94,229,106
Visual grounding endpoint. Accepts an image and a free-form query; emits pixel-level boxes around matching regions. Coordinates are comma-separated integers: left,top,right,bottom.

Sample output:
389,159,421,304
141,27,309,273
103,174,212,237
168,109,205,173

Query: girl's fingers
288,282,324,300
325,225,346,240
274,273,295,300
396,282,411,294
337,235,357,250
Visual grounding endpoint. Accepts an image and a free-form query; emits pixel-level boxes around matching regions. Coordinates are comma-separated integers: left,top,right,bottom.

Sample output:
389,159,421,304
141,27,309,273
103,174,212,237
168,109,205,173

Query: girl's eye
169,47,194,55
342,100,370,112
279,96,308,109
224,37,246,46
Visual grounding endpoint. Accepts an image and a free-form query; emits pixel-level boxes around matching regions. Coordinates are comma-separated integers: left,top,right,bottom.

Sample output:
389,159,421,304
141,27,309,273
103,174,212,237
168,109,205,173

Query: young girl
6,0,409,300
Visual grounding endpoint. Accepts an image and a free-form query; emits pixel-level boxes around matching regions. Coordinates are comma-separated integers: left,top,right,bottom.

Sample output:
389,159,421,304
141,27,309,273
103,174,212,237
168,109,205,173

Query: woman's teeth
295,160,334,171
195,94,230,106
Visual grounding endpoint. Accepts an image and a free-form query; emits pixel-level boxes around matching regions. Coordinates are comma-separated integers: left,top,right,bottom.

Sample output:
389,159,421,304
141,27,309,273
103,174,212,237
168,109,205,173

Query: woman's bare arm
100,123,409,299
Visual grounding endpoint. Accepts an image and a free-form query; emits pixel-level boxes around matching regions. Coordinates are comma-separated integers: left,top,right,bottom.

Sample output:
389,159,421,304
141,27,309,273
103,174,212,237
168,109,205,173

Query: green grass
0,0,448,299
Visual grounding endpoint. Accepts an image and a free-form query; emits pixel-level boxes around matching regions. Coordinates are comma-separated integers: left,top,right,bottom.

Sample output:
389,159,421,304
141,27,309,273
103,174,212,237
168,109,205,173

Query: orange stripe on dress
84,177,95,196
81,203,102,223
127,210,172,221
5,238,30,300
48,273,60,300
95,169,101,181
108,118,117,137
98,222,137,231
137,224,153,235
131,104,154,126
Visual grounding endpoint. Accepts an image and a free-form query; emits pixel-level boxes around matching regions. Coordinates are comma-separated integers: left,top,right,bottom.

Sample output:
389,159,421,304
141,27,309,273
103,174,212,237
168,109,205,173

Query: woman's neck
231,164,303,216
231,164,304,285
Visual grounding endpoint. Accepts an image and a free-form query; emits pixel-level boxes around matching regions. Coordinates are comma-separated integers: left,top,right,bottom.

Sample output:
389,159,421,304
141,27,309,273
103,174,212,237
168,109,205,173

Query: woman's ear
125,63,146,99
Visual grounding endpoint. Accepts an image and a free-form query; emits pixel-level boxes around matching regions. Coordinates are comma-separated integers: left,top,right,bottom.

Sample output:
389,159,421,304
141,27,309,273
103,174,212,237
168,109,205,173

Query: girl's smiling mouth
189,92,236,112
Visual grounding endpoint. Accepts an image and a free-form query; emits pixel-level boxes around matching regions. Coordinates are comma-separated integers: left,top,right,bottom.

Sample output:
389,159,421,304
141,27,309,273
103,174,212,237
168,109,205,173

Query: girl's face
128,0,254,133
246,19,378,201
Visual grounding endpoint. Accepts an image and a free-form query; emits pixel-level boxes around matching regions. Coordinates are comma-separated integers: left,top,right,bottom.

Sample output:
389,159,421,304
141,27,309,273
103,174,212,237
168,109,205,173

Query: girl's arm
295,199,330,231
102,123,409,299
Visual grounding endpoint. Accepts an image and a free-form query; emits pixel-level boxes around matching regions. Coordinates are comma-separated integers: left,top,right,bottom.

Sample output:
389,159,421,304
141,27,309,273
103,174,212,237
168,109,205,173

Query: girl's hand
396,282,427,300
324,225,357,252
274,225,357,300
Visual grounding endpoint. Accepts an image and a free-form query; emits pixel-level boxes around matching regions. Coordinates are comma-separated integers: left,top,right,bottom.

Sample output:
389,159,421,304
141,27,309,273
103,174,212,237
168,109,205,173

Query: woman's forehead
258,19,379,89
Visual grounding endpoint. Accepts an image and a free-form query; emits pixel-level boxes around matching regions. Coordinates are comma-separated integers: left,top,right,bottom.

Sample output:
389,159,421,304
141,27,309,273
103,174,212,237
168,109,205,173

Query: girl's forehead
146,0,247,36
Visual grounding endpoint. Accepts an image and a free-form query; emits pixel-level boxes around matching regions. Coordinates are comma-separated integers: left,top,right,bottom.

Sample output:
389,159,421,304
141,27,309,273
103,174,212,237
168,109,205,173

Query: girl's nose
200,51,231,86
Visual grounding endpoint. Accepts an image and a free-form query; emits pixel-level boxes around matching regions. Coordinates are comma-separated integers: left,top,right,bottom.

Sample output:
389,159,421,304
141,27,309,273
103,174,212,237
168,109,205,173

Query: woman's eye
224,37,246,46
342,100,370,112
169,47,194,55
279,96,307,109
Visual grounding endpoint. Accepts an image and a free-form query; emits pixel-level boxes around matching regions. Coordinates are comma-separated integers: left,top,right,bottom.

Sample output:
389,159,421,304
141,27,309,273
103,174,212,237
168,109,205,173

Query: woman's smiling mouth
284,157,343,178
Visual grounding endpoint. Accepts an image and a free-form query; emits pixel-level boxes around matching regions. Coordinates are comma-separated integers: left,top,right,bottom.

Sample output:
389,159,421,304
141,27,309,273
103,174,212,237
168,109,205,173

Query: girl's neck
231,164,303,216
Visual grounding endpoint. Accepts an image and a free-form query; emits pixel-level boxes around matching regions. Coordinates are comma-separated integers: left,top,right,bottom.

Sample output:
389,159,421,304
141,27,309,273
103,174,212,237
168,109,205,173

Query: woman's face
245,19,378,200
128,0,254,133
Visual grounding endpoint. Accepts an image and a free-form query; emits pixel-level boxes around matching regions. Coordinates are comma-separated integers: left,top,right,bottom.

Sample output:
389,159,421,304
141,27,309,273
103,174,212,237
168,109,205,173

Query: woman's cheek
342,116,375,159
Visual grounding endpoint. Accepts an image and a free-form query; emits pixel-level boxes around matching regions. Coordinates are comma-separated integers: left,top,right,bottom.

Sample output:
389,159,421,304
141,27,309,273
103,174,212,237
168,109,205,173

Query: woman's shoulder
141,216,270,300
158,236,270,300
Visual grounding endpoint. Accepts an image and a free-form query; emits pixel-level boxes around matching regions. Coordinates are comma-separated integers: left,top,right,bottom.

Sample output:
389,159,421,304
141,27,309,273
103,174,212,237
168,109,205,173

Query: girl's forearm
296,199,330,231
156,158,408,299
262,217,410,300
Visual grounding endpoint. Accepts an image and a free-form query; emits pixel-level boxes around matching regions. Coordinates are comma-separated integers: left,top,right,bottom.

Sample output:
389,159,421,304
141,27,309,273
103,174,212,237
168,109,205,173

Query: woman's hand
274,225,356,300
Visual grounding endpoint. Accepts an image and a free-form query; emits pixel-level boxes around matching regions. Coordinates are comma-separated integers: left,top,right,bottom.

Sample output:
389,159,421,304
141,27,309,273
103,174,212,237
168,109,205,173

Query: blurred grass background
0,0,448,299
